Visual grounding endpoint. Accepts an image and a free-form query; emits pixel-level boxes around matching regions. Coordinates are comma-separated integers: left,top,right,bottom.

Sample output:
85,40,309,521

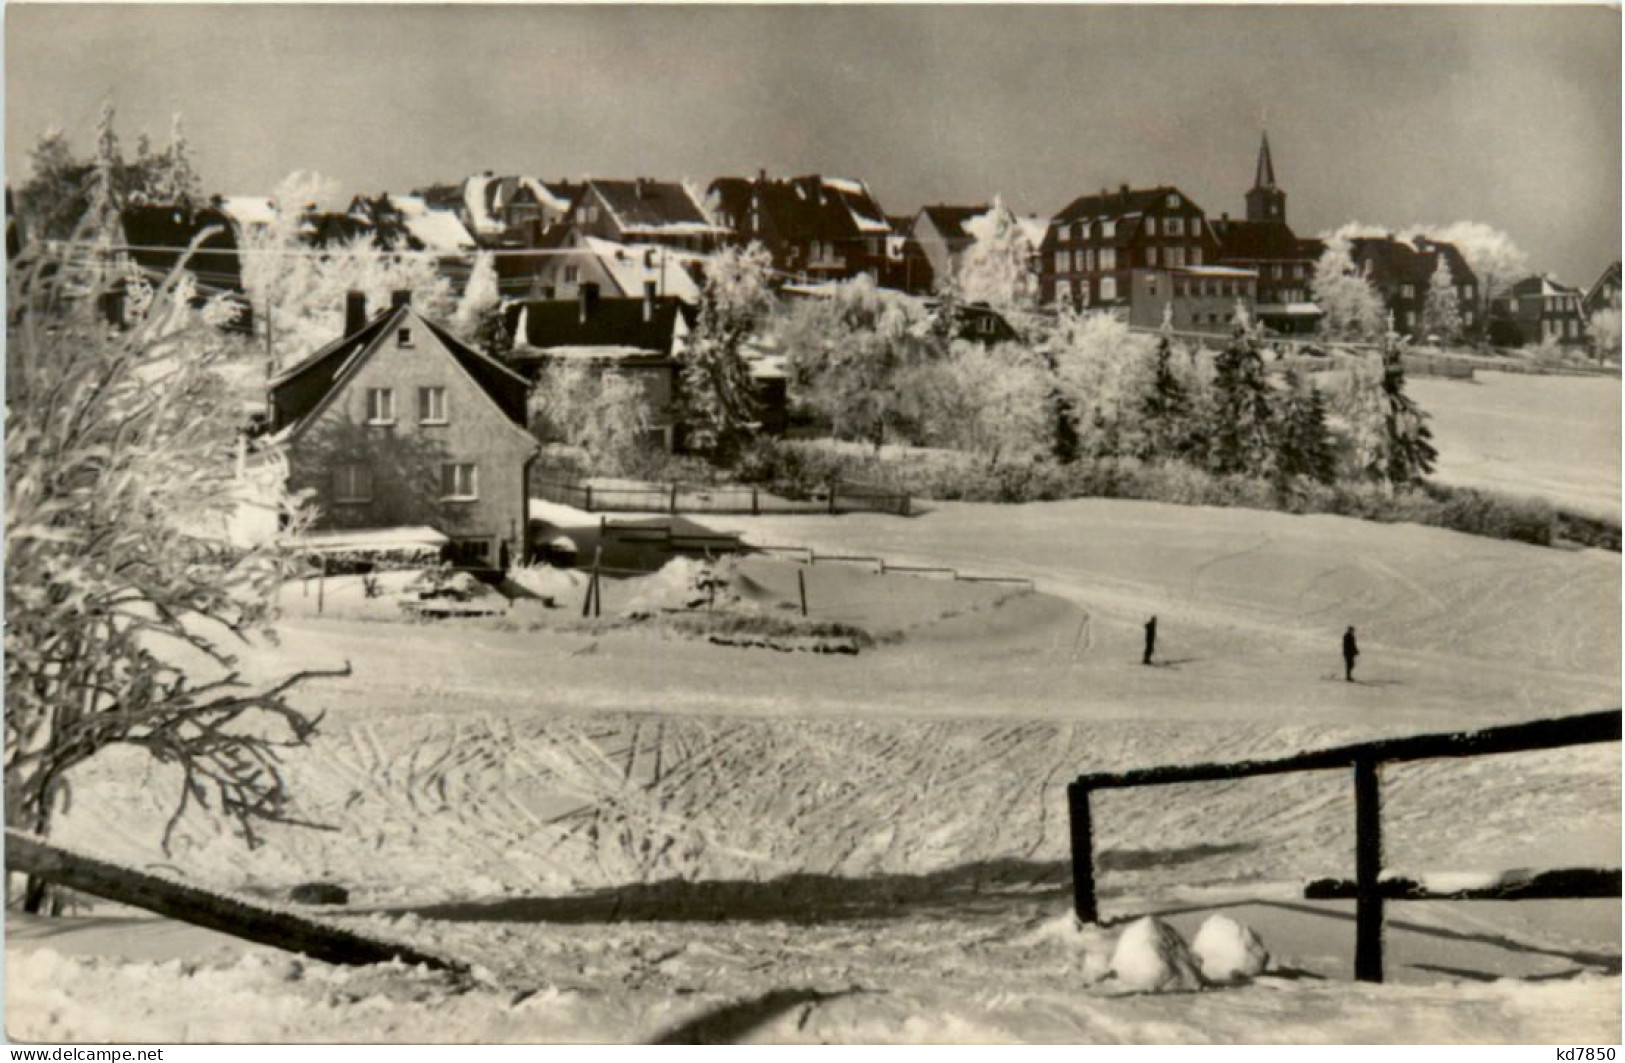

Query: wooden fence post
752,487,760,516
584,484,594,511
798,568,808,618
1068,780,1099,924
828,485,838,515
317,555,326,615
1353,757,1385,983
670,483,678,514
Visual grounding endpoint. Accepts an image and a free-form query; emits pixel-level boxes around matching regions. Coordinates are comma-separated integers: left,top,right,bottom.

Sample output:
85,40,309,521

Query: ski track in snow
16,495,1622,1041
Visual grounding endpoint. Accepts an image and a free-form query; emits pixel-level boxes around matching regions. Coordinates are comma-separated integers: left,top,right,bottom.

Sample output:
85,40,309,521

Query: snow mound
508,565,585,603
1191,914,1270,983
622,558,735,617
1109,916,1205,993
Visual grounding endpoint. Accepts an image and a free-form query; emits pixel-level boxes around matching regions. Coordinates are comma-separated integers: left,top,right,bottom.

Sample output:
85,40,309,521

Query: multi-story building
265,291,537,568
1209,133,1325,335
1583,260,1621,317
1489,275,1590,348
707,172,894,284
1039,184,1217,311
566,178,729,255
1348,235,1480,339
1128,266,1259,334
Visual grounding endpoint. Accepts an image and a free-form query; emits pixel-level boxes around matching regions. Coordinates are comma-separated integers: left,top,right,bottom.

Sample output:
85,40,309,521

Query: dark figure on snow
1143,616,1157,666
1343,626,1360,682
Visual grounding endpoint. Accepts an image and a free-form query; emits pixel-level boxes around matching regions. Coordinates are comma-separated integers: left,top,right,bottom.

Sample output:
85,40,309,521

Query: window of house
1100,276,1117,302
1166,193,1180,209
441,462,478,501
1462,284,1475,302
1166,217,1184,237
1147,247,1158,267
448,538,493,567
333,464,372,504
1079,280,1091,307
366,388,395,425
1100,248,1116,271
1086,249,1096,272
1464,309,1475,325
563,264,580,284
1145,217,1157,237
396,326,413,347
1190,246,1202,266
1073,222,1086,243
1102,219,1117,239
1167,247,1185,268
1400,284,1415,300
1274,263,1286,279
419,386,447,425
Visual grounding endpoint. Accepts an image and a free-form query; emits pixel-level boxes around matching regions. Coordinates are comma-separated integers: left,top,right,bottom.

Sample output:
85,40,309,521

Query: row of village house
35,135,1619,568
96,132,1620,354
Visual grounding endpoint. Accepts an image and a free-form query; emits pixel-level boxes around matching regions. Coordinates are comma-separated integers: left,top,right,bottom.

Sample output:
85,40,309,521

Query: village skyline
6,3,1620,286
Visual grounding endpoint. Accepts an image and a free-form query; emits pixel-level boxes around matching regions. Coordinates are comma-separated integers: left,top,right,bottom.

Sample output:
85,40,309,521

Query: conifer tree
1376,318,1438,485
1206,310,1278,477
677,242,774,459
1273,367,1337,485
1420,256,1463,343
1140,306,1191,460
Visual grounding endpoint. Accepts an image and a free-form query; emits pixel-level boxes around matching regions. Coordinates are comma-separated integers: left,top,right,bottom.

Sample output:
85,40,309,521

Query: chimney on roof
391,289,412,311
757,168,767,185
1119,184,1130,203
345,291,367,335
580,282,600,323
635,179,647,200
643,281,657,322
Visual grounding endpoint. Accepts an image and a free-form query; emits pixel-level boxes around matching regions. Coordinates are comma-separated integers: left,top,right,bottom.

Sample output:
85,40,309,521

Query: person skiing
1143,615,1157,666
1343,625,1360,682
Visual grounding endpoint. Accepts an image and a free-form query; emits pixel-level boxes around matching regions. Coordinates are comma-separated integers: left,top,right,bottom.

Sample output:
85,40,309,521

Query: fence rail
1067,708,1621,983
533,478,911,518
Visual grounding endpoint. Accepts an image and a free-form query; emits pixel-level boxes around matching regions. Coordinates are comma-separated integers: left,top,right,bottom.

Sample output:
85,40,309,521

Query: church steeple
1245,130,1286,223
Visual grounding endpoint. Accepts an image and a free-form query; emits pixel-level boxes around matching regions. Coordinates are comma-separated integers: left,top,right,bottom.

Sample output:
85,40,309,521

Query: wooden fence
748,542,1035,590
6,830,466,973
534,479,911,518
1066,708,1622,983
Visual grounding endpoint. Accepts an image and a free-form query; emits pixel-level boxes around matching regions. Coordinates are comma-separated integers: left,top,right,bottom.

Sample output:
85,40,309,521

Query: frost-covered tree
1374,323,1437,485
1047,309,1156,459
1423,221,1528,341
1139,313,1194,460
16,103,206,243
949,197,1039,323
1420,257,1464,343
6,248,342,912
242,172,455,368
677,243,775,459
1206,313,1278,477
529,362,653,473
1588,306,1621,363
913,340,1053,468
1311,238,1386,341
453,251,500,337
1273,367,1337,486
779,274,936,452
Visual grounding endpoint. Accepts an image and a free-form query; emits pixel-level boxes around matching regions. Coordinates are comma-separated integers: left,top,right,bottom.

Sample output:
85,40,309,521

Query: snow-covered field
1409,371,1621,521
8,498,1620,1042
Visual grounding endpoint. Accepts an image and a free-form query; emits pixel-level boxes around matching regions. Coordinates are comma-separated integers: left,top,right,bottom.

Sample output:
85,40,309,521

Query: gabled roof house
265,291,538,568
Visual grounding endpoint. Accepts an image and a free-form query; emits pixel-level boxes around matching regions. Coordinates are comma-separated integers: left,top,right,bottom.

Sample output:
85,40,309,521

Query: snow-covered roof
219,196,278,229
519,177,572,214
463,173,500,235
823,176,869,197
1176,265,1258,278
583,235,704,303
1017,215,1049,250
1256,302,1324,316
293,525,450,555
389,194,477,252
849,210,890,234
525,344,669,361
